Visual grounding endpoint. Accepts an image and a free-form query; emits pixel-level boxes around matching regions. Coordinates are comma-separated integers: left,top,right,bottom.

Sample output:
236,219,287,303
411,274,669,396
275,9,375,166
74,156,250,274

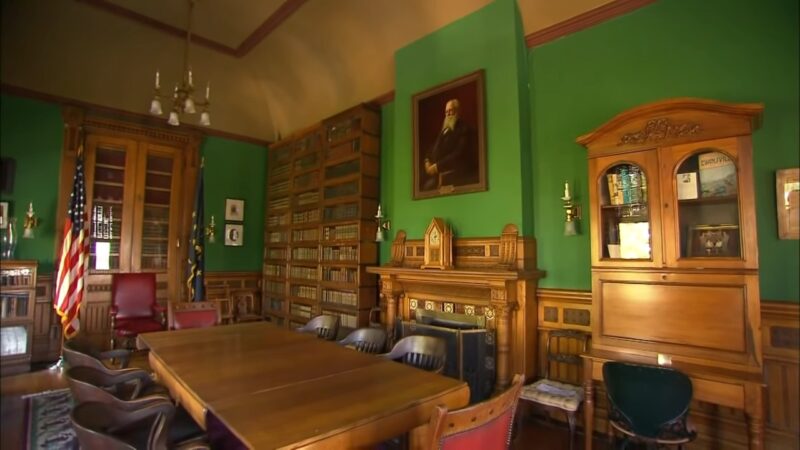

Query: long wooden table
137,322,470,449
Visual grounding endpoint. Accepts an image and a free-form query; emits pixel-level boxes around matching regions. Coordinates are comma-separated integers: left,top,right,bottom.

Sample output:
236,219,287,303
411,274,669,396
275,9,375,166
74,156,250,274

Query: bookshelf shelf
263,104,379,330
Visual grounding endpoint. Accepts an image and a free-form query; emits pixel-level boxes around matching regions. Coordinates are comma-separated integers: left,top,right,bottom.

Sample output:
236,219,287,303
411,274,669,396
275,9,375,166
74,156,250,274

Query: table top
138,322,470,449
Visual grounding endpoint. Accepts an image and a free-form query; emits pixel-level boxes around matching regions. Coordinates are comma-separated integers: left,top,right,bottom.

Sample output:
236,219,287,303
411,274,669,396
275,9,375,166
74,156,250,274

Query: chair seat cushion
114,317,165,336
173,310,218,330
520,379,583,412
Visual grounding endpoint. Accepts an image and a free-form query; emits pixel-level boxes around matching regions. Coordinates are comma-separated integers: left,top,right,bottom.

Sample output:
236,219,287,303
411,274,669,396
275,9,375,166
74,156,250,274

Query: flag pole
51,127,88,371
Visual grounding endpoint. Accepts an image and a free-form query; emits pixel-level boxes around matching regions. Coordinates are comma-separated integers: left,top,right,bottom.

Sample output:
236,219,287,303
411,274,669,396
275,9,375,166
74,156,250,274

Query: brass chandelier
149,0,210,127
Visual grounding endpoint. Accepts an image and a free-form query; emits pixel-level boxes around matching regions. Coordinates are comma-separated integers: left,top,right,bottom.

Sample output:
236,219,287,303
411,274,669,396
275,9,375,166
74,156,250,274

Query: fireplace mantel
367,224,542,390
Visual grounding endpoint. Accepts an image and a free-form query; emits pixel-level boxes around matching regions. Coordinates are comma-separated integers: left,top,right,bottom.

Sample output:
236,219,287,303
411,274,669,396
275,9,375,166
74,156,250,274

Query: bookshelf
263,104,380,332
0,260,37,375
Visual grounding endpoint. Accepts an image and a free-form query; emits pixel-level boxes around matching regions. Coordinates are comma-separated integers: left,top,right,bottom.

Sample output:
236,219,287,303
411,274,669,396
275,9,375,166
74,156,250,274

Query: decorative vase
0,218,18,260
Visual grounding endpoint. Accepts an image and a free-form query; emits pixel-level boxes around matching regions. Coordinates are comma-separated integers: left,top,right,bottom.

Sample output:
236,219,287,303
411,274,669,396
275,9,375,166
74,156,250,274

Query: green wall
202,136,267,272
0,94,267,274
0,95,63,273
382,0,531,250
529,0,799,300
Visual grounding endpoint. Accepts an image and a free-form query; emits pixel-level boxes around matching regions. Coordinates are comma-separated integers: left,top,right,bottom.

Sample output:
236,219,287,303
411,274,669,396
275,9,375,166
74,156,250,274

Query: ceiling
1,0,615,143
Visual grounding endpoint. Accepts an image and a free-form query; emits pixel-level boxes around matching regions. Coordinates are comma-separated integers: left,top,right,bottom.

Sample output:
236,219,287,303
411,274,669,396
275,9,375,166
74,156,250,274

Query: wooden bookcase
578,98,764,372
0,260,37,375
263,104,380,332
58,109,200,345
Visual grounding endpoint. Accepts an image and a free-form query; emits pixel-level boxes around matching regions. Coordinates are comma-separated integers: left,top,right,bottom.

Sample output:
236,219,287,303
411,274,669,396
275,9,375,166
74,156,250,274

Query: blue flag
186,160,205,302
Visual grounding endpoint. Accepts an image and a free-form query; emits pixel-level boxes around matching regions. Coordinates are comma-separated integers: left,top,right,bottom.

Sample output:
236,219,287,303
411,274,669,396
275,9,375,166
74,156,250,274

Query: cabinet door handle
664,203,669,209
661,274,668,281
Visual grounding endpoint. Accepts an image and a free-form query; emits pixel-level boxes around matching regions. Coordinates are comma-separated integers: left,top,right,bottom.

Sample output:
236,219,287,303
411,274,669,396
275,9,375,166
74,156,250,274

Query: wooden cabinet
577,98,764,373
263,104,379,331
0,260,37,375
59,110,200,341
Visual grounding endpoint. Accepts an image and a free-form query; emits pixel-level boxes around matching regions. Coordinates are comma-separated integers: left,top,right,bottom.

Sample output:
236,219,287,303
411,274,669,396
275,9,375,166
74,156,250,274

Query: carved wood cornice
618,118,702,146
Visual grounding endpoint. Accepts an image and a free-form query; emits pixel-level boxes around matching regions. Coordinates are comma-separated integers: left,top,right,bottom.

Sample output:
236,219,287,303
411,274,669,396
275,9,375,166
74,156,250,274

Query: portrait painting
413,70,486,200
225,198,244,221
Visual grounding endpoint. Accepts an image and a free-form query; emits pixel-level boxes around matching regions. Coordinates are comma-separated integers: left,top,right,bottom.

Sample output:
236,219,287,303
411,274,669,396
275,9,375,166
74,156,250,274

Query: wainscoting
30,271,263,360
537,288,800,450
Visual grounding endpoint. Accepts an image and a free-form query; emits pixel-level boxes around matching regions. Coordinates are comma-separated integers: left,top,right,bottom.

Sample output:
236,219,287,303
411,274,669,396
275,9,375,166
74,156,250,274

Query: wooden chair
338,327,387,354
518,329,588,450
71,400,209,450
168,301,221,330
295,314,340,340
65,365,168,402
110,273,166,349
204,286,234,325
603,361,697,449
381,335,446,373
231,288,262,323
63,337,131,370
427,374,525,450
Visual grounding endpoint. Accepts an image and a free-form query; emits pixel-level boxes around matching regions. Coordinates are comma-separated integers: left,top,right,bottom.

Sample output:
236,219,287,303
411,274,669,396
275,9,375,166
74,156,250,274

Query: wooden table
581,349,765,450
137,322,470,449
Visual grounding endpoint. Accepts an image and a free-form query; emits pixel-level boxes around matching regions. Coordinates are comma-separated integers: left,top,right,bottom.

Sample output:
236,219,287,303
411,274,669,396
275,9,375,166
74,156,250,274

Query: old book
677,172,699,200
698,152,737,197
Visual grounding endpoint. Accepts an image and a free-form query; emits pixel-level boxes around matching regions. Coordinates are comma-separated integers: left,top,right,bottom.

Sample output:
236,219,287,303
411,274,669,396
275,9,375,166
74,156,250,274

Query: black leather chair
603,361,697,449
295,314,340,341
380,335,446,373
338,327,387,354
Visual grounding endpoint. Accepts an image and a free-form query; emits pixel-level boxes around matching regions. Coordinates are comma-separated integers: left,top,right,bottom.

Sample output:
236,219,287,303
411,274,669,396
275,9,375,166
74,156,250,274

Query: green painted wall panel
529,0,799,300
201,136,267,272
0,95,63,273
386,0,529,248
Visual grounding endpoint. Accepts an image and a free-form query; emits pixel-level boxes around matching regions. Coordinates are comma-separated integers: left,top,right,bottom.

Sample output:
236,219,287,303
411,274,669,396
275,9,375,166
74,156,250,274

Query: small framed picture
225,224,243,246
686,224,740,257
0,201,8,229
776,168,799,239
225,198,245,222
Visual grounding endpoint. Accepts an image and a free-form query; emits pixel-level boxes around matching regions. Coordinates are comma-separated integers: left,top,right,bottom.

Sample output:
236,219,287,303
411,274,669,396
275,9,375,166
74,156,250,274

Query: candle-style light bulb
563,181,571,200
155,70,160,89
205,82,210,100
375,204,383,219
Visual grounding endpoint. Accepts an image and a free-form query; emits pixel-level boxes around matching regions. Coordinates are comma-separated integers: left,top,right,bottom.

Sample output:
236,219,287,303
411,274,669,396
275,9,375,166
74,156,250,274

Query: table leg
408,423,430,450
583,358,594,450
745,382,765,450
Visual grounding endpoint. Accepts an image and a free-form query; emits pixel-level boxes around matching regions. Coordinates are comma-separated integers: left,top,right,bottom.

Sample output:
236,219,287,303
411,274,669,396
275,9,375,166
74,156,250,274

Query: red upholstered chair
110,273,165,348
168,301,221,330
427,374,524,450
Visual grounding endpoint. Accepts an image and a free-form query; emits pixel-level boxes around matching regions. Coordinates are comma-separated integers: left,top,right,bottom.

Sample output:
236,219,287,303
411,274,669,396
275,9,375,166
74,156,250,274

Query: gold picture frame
776,168,799,239
412,70,487,200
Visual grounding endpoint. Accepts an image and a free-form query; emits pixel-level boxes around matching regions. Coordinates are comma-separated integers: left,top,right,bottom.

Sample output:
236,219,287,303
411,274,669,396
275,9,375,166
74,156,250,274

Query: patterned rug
23,389,78,450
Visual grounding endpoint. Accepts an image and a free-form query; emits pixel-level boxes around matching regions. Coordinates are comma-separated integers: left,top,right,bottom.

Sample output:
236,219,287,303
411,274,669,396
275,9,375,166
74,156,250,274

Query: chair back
112,273,157,319
168,301,220,330
603,361,695,440
543,329,589,383
428,374,524,450
63,338,131,371
296,314,340,340
231,288,261,322
71,400,175,450
382,335,446,373
338,327,387,354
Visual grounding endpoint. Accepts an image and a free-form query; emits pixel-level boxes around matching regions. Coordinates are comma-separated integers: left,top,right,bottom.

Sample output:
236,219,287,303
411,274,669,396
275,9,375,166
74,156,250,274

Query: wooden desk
581,349,765,450
137,322,470,449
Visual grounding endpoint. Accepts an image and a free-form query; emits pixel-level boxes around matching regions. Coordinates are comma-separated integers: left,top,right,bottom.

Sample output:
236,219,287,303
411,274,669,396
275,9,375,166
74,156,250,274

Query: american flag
54,150,89,338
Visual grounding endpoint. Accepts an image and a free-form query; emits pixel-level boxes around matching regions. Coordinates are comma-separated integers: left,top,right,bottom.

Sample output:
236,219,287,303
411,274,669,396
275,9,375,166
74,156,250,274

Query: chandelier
149,0,210,127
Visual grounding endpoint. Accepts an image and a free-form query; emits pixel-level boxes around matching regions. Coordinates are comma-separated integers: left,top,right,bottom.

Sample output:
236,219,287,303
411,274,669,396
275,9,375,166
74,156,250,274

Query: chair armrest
117,393,174,411
153,304,166,313
103,368,156,398
97,349,131,369
109,305,119,317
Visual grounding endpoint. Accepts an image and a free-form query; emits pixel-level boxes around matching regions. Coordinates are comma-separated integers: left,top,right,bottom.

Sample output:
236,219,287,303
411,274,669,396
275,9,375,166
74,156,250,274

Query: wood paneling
536,289,800,449
31,274,61,363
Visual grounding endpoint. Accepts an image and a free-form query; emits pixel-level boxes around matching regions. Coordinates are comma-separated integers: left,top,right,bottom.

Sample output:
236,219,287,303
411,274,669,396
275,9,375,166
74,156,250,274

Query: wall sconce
23,202,38,239
375,204,391,242
562,181,581,236
205,215,216,244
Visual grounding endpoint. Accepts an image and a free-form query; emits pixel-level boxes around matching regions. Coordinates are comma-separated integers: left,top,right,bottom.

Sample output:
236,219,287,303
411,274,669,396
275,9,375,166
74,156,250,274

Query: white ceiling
1,0,614,143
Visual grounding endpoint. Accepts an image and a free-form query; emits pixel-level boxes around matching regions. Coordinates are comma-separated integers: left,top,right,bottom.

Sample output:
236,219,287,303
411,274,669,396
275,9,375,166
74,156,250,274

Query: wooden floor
0,357,609,450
